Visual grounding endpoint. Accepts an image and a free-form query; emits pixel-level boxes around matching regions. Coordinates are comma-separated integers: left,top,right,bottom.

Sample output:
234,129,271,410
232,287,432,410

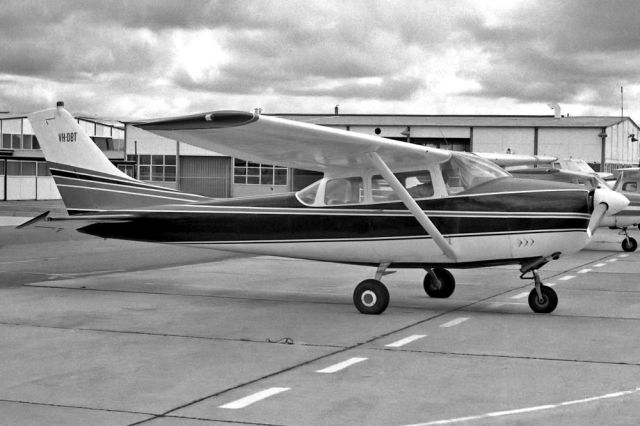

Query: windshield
440,152,510,195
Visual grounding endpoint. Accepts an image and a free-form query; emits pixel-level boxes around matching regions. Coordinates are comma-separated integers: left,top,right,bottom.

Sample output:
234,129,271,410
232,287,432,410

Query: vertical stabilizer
28,102,133,179
28,102,206,214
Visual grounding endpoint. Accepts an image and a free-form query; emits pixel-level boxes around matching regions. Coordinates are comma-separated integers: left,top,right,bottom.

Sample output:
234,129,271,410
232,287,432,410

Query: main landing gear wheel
528,285,558,314
622,237,638,252
423,268,455,298
353,279,390,315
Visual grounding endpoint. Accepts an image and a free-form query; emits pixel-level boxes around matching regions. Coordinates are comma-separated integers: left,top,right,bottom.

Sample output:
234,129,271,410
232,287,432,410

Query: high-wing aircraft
22,102,629,315
511,168,640,252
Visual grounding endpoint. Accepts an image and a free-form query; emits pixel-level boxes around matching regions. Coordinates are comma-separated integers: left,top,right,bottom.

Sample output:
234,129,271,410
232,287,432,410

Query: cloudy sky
1,0,639,121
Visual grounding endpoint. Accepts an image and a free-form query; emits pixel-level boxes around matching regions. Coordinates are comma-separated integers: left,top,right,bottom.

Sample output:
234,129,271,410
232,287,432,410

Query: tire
423,268,455,298
622,237,638,252
353,279,390,315
528,285,558,314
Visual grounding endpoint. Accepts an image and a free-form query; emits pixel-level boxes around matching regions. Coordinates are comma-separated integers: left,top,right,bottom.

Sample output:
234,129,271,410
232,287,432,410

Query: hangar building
2,110,639,201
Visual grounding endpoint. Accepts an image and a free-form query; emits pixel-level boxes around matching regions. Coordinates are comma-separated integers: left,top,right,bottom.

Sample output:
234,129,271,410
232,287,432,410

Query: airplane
510,167,640,252
21,102,629,315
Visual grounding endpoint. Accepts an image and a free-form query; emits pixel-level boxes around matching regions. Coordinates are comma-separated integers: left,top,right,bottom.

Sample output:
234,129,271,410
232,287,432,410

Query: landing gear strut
619,227,638,252
520,253,560,314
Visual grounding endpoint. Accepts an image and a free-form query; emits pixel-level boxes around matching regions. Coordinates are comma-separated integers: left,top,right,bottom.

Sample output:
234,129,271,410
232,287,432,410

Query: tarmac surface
1,200,639,425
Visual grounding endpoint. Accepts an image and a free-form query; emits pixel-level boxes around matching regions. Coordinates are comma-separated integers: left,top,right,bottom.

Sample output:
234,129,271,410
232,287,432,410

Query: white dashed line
386,334,427,348
511,292,529,299
577,268,591,274
558,275,575,281
403,386,640,425
316,357,367,373
593,263,607,267
440,317,469,328
219,387,290,409
546,282,557,287
607,258,618,263
618,254,629,258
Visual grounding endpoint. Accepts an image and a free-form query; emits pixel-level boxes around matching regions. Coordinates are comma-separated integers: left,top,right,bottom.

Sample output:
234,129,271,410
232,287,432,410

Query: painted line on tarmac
607,258,618,263
558,275,575,281
546,282,556,287
316,357,367,373
219,387,290,409
577,268,591,274
0,258,58,265
440,317,469,328
511,292,529,299
593,263,607,267
386,334,427,348
403,386,640,425
618,254,629,258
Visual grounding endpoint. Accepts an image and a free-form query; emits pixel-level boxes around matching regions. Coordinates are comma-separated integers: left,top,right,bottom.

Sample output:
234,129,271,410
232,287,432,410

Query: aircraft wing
475,152,557,168
136,111,451,173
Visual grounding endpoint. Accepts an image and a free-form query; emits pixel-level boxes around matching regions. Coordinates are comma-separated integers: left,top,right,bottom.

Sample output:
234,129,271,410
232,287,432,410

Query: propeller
587,187,629,235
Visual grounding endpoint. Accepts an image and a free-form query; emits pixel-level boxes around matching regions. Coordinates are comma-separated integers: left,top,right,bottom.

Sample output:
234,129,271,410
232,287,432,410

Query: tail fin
28,102,206,214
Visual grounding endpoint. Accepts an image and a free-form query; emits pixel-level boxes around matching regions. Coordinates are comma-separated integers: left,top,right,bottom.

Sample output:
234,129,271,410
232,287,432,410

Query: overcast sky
1,0,639,121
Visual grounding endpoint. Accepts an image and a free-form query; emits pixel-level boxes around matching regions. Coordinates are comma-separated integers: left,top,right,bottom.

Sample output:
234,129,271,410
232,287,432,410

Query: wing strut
367,152,458,261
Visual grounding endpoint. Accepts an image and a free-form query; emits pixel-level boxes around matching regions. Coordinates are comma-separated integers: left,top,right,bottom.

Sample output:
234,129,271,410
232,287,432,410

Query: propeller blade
587,203,608,235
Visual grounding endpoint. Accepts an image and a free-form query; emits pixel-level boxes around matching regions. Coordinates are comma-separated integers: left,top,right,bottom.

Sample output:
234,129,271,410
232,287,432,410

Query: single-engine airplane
511,167,640,252
22,102,629,315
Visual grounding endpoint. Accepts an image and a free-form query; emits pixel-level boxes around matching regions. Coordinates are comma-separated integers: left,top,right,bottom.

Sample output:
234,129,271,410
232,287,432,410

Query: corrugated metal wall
179,156,230,197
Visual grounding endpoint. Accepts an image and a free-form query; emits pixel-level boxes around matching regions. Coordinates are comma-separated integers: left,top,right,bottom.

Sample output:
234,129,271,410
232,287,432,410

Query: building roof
272,113,635,129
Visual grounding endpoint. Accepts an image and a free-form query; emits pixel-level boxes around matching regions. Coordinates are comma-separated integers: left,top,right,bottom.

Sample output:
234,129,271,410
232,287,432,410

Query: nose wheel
528,284,558,313
520,253,560,314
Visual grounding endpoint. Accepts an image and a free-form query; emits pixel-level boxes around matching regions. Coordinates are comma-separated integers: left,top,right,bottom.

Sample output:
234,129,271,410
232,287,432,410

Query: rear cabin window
324,177,364,205
622,182,638,193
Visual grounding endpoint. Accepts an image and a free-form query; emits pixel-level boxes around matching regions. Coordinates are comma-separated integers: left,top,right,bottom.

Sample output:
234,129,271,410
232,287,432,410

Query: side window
371,170,434,202
622,182,638,193
324,177,364,205
372,175,399,202
402,171,434,199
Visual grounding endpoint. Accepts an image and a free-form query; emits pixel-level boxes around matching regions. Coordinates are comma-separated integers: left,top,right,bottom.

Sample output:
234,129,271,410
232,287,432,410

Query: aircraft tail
28,102,206,215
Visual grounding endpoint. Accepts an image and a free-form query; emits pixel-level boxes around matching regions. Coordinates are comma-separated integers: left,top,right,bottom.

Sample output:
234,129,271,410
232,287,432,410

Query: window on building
117,164,137,178
0,160,5,176
37,162,50,176
233,158,288,185
138,154,176,182
1,134,11,149
6,160,37,176
1,133,39,150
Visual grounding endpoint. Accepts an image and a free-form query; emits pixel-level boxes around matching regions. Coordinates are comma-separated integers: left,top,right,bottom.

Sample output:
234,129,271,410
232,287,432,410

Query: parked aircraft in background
475,152,557,168
511,168,639,252
22,102,629,315
552,158,615,181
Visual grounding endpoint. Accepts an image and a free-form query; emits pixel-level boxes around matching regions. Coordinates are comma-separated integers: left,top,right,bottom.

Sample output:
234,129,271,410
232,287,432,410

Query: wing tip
136,110,258,131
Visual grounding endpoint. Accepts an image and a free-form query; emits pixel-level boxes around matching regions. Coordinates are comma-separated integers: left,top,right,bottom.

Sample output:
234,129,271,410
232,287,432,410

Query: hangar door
179,156,230,198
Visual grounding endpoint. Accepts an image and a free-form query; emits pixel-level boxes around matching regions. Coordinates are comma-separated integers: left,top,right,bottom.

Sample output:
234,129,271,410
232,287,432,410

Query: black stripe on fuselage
78,209,589,243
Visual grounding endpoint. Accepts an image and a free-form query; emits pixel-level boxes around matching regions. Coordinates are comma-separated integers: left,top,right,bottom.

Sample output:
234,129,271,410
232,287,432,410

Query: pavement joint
0,397,154,419
373,347,640,367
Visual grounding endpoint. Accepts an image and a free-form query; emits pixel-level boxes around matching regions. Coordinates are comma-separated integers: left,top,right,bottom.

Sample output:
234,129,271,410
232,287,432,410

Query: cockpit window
440,152,509,195
324,177,364,205
622,181,638,193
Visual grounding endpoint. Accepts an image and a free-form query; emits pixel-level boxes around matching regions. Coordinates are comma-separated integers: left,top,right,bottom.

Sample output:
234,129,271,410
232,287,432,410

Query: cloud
459,0,640,107
0,0,639,119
